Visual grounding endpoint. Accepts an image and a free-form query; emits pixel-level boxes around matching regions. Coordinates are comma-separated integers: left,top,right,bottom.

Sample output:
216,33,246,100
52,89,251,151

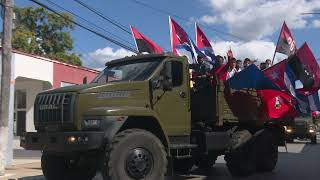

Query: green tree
12,7,82,66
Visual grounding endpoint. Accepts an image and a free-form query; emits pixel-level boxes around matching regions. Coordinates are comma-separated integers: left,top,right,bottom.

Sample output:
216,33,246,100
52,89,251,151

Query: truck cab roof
105,53,185,66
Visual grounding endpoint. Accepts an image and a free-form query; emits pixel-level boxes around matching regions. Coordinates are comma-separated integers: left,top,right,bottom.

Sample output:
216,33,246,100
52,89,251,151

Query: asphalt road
12,138,320,180
168,140,320,180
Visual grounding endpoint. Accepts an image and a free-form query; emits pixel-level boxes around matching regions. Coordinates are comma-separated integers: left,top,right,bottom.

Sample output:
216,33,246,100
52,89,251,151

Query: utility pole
0,0,13,176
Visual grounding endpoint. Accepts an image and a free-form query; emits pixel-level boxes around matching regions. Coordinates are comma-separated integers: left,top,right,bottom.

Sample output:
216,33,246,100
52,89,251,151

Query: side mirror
161,62,173,91
83,76,88,84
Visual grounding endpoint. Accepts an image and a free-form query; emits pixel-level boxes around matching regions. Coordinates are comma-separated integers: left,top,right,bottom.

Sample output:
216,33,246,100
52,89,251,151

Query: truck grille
34,93,75,124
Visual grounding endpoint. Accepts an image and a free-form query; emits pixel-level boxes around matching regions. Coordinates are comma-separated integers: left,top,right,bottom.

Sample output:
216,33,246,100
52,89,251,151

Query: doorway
14,89,26,136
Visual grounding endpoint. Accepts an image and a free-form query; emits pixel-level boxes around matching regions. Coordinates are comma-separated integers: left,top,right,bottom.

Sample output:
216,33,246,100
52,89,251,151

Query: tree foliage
12,7,82,66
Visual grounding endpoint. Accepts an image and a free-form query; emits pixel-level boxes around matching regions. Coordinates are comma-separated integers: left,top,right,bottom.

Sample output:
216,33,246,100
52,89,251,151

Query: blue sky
3,0,320,68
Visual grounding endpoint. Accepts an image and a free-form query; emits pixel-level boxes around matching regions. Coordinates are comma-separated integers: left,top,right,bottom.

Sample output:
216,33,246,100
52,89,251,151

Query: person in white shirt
226,58,237,80
236,60,242,72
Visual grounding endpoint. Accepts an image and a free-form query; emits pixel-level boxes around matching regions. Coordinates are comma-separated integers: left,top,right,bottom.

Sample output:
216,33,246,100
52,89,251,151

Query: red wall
53,62,99,88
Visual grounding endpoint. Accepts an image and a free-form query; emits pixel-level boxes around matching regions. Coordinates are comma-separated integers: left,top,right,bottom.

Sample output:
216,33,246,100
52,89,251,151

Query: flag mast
272,23,284,65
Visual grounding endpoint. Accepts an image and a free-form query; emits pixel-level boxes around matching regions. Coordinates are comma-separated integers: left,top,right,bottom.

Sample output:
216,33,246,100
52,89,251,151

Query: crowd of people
190,55,275,90
209,55,273,80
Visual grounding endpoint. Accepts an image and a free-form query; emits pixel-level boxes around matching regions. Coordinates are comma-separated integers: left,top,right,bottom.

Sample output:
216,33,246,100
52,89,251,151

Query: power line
44,0,135,47
301,12,320,15
129,0,247,42
73,0,131,35
29,0,138,53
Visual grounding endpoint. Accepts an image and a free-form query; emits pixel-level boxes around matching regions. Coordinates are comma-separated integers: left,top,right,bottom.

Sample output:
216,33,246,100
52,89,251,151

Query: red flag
212,64,228,80
258,90,298,119
295,43,320,88
130,26,163,54
275,21,297,56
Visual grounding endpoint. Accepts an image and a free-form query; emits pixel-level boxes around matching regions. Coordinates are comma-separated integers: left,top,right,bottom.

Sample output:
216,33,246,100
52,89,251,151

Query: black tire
287,138,294,143
311,136,317,144
173,158,194,173
225,144,255,177
255,130,278,172
41,153,97,180
100,129,167,180
195,154,217,169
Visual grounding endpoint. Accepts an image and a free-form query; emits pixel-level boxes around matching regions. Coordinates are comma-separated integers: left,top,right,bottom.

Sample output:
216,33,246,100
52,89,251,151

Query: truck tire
287,137,294,143
255,130,278,172
101,129,167,180
311,135,317,144
41,153,97,180
225,144,255,177
173,158,194,173
195,154,217,169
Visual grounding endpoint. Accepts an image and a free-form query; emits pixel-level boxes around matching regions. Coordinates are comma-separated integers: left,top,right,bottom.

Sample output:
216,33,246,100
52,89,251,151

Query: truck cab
21,54,286,180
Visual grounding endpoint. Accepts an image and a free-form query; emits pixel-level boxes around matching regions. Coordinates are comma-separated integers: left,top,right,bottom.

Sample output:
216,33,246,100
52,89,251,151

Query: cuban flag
169,16,204,64
263,61,297,97
195,23,216,63
295,91,320,113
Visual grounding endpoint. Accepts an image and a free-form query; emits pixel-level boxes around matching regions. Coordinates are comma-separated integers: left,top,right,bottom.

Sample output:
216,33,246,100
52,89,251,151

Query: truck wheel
195,155,217,169
41,153,97,180
101,129,167,180
287,138,294,143
311,136,317,144
225,144,255,177
255,130,278,172
173,158,194,173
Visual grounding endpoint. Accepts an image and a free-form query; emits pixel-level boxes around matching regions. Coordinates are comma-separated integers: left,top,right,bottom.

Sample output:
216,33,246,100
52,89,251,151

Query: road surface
4,139,320,180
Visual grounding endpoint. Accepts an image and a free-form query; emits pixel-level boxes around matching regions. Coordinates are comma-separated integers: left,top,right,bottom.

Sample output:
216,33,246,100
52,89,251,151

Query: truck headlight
309,129,315,133
83,119,101,128
286,128,293,133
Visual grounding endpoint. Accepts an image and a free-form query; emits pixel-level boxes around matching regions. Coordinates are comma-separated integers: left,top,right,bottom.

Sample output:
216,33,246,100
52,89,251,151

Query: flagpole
272,23,284,65
169,16,174,54
195,22,197,46
129,26,140,54
271,35,280,65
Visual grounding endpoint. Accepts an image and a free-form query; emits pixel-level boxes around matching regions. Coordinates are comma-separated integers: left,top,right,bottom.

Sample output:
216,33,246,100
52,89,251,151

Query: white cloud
200,0,320,40
213,40,276,63
84,47,135,70
200,15,219,24
312,20,320,28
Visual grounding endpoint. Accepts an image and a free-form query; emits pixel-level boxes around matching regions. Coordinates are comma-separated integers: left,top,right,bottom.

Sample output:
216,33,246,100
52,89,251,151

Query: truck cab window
171,61,183,87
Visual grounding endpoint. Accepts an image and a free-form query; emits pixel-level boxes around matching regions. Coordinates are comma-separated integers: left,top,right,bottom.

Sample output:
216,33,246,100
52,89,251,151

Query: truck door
152,59,191,136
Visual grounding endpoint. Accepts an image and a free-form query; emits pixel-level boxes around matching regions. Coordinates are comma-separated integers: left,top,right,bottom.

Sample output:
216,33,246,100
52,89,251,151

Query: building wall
14,53,54,85
53,62,98,88
15,79,46,132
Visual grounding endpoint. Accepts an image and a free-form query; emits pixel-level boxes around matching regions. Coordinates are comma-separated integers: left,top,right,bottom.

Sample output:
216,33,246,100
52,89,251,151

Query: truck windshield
92,58,162,83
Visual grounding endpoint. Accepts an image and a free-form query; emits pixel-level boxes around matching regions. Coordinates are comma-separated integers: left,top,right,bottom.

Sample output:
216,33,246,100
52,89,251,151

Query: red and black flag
275,21,297,57
130,26,163,54
287,42,320,90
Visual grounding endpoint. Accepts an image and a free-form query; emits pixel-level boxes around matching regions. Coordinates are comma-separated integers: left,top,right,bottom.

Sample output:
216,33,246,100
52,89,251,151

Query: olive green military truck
286,117,318,144
21,54,287,180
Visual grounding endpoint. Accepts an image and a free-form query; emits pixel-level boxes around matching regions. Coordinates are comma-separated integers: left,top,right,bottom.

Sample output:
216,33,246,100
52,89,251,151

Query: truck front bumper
21,131,105,152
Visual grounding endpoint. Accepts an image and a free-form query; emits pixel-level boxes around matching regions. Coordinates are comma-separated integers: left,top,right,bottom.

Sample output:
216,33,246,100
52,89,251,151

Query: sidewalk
1,162,43,180
0,139,43,180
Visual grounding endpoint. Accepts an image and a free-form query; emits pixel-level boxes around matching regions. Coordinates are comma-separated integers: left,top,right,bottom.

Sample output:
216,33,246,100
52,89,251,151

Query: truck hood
40,81,147,94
